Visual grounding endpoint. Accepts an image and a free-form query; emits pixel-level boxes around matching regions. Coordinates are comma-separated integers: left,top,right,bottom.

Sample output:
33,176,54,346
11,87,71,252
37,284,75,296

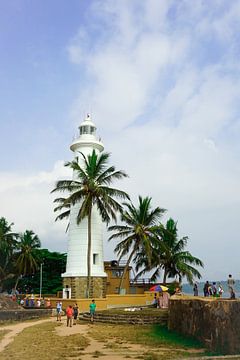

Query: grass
88,323,209,359
0,321,89,360
0,329,10,341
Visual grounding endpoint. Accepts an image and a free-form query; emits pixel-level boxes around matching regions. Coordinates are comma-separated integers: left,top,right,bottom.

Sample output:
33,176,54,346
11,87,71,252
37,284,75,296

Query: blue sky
1,0,240,281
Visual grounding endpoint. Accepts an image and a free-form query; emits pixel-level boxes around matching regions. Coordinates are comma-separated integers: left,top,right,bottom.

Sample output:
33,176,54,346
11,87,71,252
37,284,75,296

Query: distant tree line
0,217,66,294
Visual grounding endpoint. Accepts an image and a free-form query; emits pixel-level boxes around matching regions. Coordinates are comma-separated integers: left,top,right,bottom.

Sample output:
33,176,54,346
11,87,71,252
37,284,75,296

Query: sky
0,0,240,282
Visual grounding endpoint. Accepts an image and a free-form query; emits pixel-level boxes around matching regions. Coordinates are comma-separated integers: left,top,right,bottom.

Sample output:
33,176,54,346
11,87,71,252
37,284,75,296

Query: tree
14,230,41,289
136,218,204,284
52,149,129,297
108,196,166,293
17,249,67,294
0,217,18,288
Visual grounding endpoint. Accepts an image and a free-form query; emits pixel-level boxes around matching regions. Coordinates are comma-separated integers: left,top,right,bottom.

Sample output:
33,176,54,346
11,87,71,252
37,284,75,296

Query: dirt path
0,318,53,352
0,318,237,360
56,322,150,359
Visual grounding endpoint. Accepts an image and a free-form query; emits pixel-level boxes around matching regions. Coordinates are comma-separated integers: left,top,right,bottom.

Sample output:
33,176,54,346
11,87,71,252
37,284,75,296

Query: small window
111,270,123,278
90,126,95,134
93,253,99,265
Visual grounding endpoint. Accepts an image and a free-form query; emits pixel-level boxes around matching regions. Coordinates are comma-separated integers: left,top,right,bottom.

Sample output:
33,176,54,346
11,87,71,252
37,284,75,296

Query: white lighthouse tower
62,114,107,299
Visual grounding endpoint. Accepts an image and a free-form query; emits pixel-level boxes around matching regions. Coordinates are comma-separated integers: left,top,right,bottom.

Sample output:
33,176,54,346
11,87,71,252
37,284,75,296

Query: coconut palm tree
108,196,166,294
135,218,203,284
52,149,129,297
0,217,18,287
14,230,41,289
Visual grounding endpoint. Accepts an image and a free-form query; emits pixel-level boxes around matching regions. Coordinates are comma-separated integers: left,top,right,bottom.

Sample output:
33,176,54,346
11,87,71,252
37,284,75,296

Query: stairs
80,309,168,325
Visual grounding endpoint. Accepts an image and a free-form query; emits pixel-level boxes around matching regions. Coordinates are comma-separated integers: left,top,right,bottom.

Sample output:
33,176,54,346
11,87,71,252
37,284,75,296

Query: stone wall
63,276,107,298
0,309,52,322
168,296,240,355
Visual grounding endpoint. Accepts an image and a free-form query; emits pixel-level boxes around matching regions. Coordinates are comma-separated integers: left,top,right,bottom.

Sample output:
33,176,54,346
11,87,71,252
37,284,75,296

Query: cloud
0,161,71,251
64,0,240,280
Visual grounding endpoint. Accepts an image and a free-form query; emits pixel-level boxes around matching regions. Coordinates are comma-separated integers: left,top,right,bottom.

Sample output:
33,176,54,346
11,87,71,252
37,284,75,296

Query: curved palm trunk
118,245,137,294
163,269,167,285
14,275,20,292
86,208,92,298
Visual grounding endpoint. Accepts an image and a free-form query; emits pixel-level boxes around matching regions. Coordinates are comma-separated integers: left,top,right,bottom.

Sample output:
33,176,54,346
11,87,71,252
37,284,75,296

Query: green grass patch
147,325,203,348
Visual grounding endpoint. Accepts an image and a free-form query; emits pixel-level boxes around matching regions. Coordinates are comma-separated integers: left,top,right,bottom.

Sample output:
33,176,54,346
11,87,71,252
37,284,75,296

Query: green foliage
17,249,66,294
135,218,203,285
108,196,166,292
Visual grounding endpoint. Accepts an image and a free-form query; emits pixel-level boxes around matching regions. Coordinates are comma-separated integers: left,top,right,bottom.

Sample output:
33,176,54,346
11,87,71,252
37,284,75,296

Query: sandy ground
55,320,150,360
0,317,147,359
0,318,53,352
0,318,239,359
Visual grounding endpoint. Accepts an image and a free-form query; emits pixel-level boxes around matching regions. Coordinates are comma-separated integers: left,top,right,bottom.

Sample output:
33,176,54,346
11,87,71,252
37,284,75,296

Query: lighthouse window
93,253,99,265
90,126,95,134
80,126,89,135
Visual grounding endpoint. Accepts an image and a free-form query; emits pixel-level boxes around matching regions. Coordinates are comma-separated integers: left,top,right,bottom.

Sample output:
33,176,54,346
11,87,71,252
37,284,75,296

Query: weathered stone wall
63,276,107,298
168,296,240,355
0,309,52,322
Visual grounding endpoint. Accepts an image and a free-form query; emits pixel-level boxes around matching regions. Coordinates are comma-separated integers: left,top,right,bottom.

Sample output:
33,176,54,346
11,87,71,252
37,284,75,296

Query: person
66,305,73,327
193,283,198,296
203,281,210,297
227,274,235,296
162,291,170,308
158,292,163,308
25,297,29,307
212,282,217,297
230,287,236,299
89,299,96,323
46,299,51,308
56,301,62,321
73,303,79,325
36,299,41,307
218,284,224,297
152,293,158,308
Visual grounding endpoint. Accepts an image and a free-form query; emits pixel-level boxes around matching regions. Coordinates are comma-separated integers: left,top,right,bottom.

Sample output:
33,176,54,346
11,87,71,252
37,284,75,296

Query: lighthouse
62,114,107,299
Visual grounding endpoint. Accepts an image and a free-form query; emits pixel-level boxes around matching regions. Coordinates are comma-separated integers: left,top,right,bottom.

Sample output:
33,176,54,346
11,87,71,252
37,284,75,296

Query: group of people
57,299,96,327
193,274,236,299
13,294,52,308
152,292,170,308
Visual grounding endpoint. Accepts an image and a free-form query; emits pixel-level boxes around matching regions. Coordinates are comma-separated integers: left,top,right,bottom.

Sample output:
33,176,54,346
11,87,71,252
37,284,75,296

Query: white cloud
64,0,240,280
0,161,71,251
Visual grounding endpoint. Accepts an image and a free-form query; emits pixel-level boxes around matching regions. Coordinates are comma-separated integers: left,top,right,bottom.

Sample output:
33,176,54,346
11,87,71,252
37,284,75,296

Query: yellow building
104,261,152,295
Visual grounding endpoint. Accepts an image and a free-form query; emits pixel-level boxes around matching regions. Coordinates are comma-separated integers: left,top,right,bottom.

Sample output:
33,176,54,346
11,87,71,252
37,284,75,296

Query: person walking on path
56,301,62,321
227,274,235,297
66,305,73,327
89,299,96,323
73,303,79,325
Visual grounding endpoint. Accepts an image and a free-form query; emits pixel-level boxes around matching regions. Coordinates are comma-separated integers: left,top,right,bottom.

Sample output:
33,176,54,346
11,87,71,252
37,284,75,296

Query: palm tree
14,230,41,289
52,149,129,297
0,217,18,287
136,218,203,284
108,196,166,294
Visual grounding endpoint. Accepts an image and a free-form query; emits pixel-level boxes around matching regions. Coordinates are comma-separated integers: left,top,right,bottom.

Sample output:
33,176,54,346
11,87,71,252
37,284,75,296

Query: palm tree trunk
14,275,20,292
86,207,92,298
118,246,137,294
163,269,167,284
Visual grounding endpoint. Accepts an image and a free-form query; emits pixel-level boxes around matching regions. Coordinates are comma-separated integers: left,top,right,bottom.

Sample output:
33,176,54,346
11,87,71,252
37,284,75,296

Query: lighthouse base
62,276,107,299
